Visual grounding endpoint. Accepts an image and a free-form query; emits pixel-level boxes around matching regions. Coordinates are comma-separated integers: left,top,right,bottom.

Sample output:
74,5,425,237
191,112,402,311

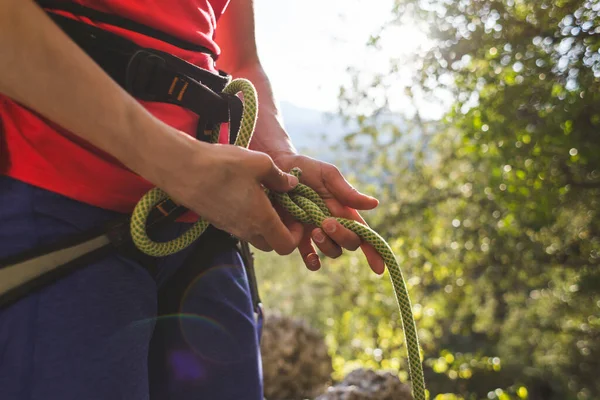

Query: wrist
268,148,298,162
225,64,298,157
251,132,297,156
117,106,203,187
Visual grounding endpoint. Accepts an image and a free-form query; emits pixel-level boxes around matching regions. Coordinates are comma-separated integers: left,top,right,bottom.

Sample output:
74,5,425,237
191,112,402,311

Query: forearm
229,63,297,156
0,0,193,185
213,0,295,157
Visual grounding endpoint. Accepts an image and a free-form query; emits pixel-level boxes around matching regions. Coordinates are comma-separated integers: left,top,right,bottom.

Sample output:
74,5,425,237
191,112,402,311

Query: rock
316,368,412,400
261,312,333,400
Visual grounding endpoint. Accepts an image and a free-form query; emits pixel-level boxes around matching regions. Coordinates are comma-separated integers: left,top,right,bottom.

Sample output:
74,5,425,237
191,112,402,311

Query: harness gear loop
130,80,428,400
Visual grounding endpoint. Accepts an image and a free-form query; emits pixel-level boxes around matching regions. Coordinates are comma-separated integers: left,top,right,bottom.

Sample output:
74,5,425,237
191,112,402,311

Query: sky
253,0,435,114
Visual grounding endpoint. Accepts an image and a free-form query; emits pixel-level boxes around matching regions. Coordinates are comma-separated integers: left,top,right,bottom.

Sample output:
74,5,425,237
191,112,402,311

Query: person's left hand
270,151,386,275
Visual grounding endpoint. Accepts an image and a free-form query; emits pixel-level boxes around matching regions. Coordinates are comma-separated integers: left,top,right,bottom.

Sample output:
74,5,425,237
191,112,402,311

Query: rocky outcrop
316,369,412,400
261,312,333,400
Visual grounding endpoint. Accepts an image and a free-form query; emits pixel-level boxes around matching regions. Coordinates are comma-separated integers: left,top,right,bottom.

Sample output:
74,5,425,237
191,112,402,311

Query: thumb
256,155,299,192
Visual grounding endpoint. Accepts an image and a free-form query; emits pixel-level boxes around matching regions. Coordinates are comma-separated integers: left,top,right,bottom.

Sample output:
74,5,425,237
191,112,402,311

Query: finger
259,197,300,255
249,235,273,253
312,227,343,259
320,218,361,251
344,209,386,275
299,234,321,271
345,206,369,227
323,207,386,275
361,242,386,275
322,197,358,221
322,164,378,210
255,153,298,192
325,202,370,232
286,219,305,245
317,199,363,249
276,203,305,246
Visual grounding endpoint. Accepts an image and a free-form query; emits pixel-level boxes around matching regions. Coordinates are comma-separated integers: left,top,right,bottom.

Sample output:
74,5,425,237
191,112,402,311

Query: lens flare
126,261,255,366
177,263,251,364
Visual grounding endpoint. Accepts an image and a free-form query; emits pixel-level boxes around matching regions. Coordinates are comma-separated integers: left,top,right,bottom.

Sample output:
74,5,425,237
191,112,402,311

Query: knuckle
347,242,361,251
256,153,274,170
324,163,340,177
330,249,343,259
316,241,342,258
340,229,361,249
252,240,273,253
346,235,362,251
275,242,295,256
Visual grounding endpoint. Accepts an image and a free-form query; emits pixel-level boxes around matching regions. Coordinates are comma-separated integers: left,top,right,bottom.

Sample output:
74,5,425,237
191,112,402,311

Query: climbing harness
1,2,427,398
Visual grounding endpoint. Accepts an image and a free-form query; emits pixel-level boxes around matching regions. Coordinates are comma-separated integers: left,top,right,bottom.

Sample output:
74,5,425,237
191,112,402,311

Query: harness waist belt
46,12,244,142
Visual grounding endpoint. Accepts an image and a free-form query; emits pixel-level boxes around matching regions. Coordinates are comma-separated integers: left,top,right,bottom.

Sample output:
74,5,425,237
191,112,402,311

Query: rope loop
129,79,427,400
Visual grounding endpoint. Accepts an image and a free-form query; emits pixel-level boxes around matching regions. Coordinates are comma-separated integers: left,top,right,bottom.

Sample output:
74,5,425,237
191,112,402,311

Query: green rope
130,78,427,400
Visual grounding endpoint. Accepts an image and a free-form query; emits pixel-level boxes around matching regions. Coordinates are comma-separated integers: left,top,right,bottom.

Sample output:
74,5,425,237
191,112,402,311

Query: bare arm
0,0,179,181
215,0,295,156
215,1,385,273
0,0,300,255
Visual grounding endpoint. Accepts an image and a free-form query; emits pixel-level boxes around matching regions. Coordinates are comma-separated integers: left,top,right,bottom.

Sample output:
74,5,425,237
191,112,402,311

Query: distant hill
279,102,351,158
279,101,412,162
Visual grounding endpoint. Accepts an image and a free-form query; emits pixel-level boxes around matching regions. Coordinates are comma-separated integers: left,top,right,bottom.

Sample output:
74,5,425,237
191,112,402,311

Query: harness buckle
125,49,167,100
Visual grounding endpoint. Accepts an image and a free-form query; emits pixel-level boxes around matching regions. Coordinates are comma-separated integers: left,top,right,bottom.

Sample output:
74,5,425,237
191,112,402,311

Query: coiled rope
130,78,426,400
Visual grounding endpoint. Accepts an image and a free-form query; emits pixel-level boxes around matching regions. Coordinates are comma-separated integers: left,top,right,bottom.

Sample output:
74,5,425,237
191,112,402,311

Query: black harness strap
47,13,238,132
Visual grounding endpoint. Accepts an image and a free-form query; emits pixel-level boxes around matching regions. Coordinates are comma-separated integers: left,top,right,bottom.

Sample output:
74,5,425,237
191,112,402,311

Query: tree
258,1,600,399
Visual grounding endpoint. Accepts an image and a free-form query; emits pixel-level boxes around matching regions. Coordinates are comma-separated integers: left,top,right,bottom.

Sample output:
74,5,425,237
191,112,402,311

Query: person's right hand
143,134,302,255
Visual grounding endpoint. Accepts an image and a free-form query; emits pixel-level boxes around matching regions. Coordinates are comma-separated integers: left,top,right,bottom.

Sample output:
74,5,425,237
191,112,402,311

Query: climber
0,0,384,399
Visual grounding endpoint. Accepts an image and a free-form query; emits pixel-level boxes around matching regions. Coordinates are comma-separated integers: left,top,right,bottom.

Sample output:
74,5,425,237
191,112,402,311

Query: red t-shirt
0,0,230,213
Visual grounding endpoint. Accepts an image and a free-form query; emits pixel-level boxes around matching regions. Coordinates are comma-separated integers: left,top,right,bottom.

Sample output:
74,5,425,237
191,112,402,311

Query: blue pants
0,176,263,400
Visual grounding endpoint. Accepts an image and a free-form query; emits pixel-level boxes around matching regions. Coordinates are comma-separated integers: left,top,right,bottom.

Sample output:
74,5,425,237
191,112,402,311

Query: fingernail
324,222,336,234
307,253,320,268
313,231,325,243
288,174,299,188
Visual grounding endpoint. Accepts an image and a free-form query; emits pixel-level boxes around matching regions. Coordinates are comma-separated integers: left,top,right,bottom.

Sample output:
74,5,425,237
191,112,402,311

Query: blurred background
252,1,600,399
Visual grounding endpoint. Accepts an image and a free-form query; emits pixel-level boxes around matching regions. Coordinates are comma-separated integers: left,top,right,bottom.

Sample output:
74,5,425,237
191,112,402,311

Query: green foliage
258,1,600,400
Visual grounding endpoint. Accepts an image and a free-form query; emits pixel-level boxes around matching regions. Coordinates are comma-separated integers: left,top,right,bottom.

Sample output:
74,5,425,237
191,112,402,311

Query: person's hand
271,152,386,275
147,137,303,255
